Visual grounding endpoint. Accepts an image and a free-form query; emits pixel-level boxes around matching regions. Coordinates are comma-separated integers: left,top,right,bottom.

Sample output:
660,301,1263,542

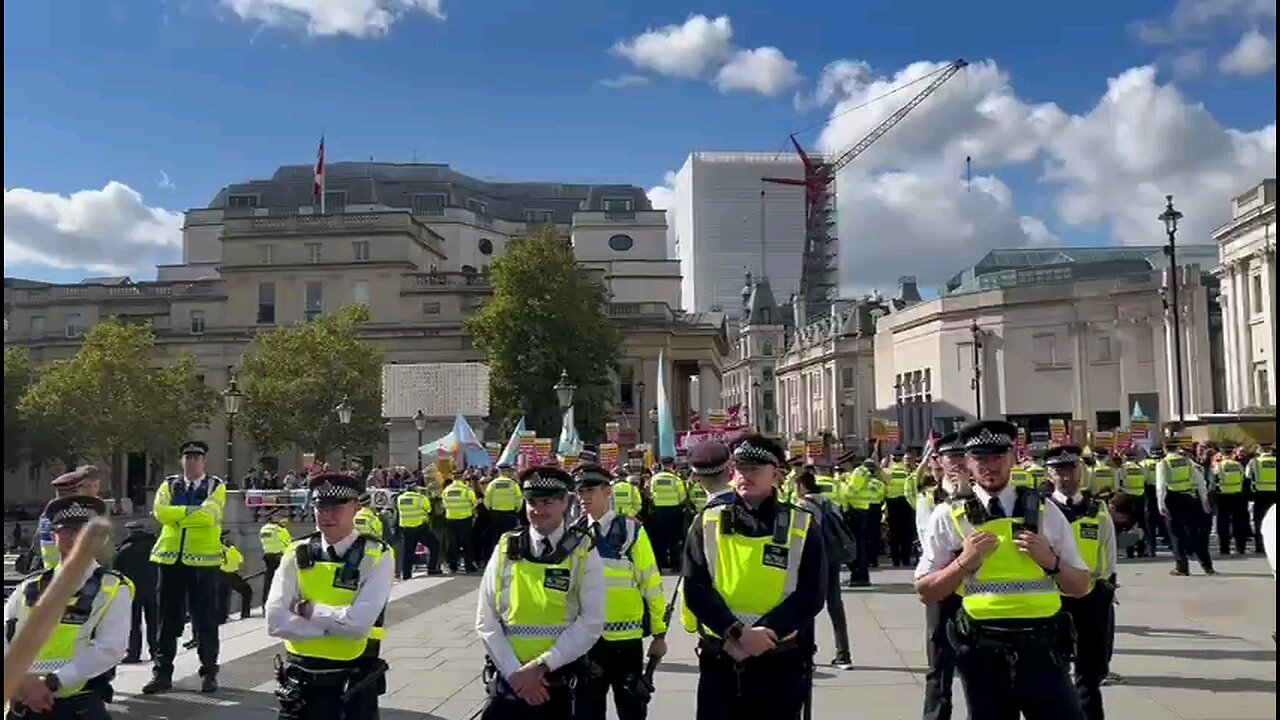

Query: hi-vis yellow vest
650,472,683,507
1121,463,1146,495
10,567,133,698
493,529,593,664
355,507,384,539
595,517,666,641
151,476,227,567
396,491,430,528
1010,468,1035,489
1057,499,1108,595
259,523,292,555
688,484,709,512
1216,460,1244,494
483,478,521,513
612,481,643,517
692,503,811,637
1089,466,1116,495
284,535,388,662
950,492,1061,621
1257,455,1277,492
442,482,477,520
1164,454,1193,493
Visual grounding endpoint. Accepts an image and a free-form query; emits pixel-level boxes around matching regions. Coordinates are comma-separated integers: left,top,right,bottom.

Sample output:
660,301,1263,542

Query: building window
412,194,446,216
841,367,854,389
189,310,206,335
763,389,775,411
524,210,554,225
466,198,489,217
1095,410,1121,430
353,240,370,262
422,301,441,316
1092,333,1114,363
320,191,346,214
957,341,974,372
227,194,258,208
608,234,634,252
306,243,322,263
65,312,83,338
763,367,774,382
1252,274,1264,315
29,315,45,338
923,368,932,393
304,282,323,321
762,340,774,356
478,238,494,255
603,197,634,213
1258,366,1270,403
353,280,369,307
759,307,771,324
260,244,274,264
618,364,636,410
257,283,276,324
1032,333,1061,367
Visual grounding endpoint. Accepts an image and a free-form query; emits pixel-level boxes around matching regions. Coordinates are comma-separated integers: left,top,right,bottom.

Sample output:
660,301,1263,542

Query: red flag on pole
314,135,326,213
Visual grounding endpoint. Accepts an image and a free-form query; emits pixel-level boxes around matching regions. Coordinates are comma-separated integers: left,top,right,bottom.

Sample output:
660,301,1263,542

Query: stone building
1213,179,1276,410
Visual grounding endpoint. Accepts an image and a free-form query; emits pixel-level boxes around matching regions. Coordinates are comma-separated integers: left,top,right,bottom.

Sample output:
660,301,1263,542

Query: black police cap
935,432,966,457
309,473,362,505
180,440,209,456
1044,445,1082,468
688,442,731,476
44,495,107,529
572,463,613,490
958,420,1018,456
731,433,785,467
519,465,572,498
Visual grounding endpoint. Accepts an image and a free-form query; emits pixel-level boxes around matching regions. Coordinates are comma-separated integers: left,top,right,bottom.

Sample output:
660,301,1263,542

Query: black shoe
427,569,443,576
1170,568,1189,576
1202,566,1217,575
832,656,854,670
141,675,172,695
122,654,141,664
846,578,871,588
201,674,218,693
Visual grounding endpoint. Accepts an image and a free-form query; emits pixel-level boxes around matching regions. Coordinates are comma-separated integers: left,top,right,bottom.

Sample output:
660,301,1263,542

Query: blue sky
4,0,1276,287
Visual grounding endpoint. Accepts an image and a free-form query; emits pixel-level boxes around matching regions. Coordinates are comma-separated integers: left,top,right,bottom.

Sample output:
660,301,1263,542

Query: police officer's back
115,520,158,664
265,473,394,719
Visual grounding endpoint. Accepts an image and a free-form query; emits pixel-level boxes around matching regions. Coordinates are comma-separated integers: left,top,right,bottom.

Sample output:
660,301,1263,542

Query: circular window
608,234,634,251
478,238,494,255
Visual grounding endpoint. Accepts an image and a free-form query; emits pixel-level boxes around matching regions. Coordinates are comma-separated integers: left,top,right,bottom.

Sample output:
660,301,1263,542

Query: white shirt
590,511,615,538
915,492,936,541
3,561,131,689
708,487,735,502
475,522,605,680
1262,504,1277,577
1155,457,1209,513
265,528,394,642
1051,490,1117,581
914,482,1088,579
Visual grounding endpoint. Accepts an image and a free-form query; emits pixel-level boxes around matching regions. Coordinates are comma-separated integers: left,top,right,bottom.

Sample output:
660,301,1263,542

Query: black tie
591,522,602,541
327,546,340,562
540,537,553,558
986,497,1005,519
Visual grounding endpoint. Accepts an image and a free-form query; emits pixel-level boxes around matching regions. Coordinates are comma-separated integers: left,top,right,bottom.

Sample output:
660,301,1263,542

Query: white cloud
611,14,733,79
1135,0,1275,44
715,47,801,97
221,0,444,38
4,182,183,275
599,74,651,89
1170,48,1209,78
795,59,872,110
1219,29,1277,75
647,170,677,211
611,14,801,97
158,170,176,190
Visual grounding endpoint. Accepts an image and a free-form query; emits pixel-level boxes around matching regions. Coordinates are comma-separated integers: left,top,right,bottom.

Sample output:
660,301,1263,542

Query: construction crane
763,58,968,319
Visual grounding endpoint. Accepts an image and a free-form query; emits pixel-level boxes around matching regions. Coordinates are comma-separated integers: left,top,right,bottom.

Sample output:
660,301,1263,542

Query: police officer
1044,445,1117,720
116,519,158,664
852,457,885,575
682,434,826,720
259,510,293,607
266,473,394,719
145,440,226,695
442,473,479,573
915,421,1092,720
395,481,440,579
1141,448,1168,557
4,496,132,719
483,469,523,558
34,466,105,571
575,464,667,720
1212,445,1250,556
648,458,687,571
1118,450,1148,557
1249,444,1277,554
917,433,967,720
612,474,644,518
1155,439,1215,576
217,531,253,623
885,447,917,567
475,466,605,719
355,494,386,541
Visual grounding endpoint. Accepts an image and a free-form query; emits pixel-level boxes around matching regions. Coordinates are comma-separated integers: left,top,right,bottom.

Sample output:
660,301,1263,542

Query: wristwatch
725,622,745,642
1045,554,1062,576
43,673,61,693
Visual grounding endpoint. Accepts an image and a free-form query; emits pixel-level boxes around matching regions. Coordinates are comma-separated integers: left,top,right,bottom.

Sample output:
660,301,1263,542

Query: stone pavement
102,554,1275,719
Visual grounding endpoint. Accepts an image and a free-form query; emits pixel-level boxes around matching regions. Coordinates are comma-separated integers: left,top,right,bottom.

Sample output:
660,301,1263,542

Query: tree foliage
4,347,31,470
464,225,620,439
237,305,385,459
17,319,215,494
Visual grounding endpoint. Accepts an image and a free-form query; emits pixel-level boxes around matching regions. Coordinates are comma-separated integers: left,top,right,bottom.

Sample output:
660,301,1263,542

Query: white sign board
382,363,490,418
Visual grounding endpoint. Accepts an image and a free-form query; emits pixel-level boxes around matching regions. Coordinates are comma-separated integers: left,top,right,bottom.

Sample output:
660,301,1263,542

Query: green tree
17,319,214,496
238,305,385,460
4,347,31,469
465,225,620,439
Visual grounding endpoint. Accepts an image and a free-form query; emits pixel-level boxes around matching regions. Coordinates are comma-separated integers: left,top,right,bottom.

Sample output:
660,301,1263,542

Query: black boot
142,674,172,694
200,667,219,693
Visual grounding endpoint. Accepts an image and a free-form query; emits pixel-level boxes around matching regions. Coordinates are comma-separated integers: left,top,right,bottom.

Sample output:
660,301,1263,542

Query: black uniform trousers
480,689,575,720
1253,490,1276,553
277,677,379,719
695,642,809,720
954,633,1084,720
262,553,283,605
6,693,110,720
127,591,158,659
583,637,647,720
886,497,915,566
486,511,521,560
844,508,871,583
650,507,684,571
1141,485,1167,556
155,563,220,677
1062,588,1114,720
866,503,883,566
922,595,960,720
399,525,440,579
445,518,477,571
1166,491,1214,573
218,571,253,622
823,564,851,660
1214,492,1251,555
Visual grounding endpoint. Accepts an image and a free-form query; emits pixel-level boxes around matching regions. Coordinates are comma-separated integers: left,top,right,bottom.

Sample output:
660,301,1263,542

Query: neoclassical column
1217,287,1239,407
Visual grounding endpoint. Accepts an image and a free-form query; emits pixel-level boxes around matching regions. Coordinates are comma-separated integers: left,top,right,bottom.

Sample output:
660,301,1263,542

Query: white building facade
1213,179,1277,410
671,153,806,313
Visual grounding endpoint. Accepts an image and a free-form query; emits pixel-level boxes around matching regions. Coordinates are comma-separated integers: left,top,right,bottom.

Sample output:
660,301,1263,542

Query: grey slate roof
207,162,652,223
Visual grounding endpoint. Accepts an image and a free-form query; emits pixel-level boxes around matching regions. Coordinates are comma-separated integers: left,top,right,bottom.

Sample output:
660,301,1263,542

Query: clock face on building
608,234,634,252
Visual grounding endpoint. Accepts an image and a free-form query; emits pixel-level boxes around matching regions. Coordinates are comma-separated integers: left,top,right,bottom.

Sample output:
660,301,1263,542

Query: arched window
762,340,774,356
608,234,634,251
478,238,494,255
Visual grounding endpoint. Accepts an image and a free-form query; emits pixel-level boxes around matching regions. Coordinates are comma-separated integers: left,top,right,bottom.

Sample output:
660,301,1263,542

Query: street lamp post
752,379,761,431
553,370,577,446
1160,195,1187,424
335,395,353,471
636,381,646,443
648,407,659,449
221,374,244,485
969,319,984,420
413,409,427,472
